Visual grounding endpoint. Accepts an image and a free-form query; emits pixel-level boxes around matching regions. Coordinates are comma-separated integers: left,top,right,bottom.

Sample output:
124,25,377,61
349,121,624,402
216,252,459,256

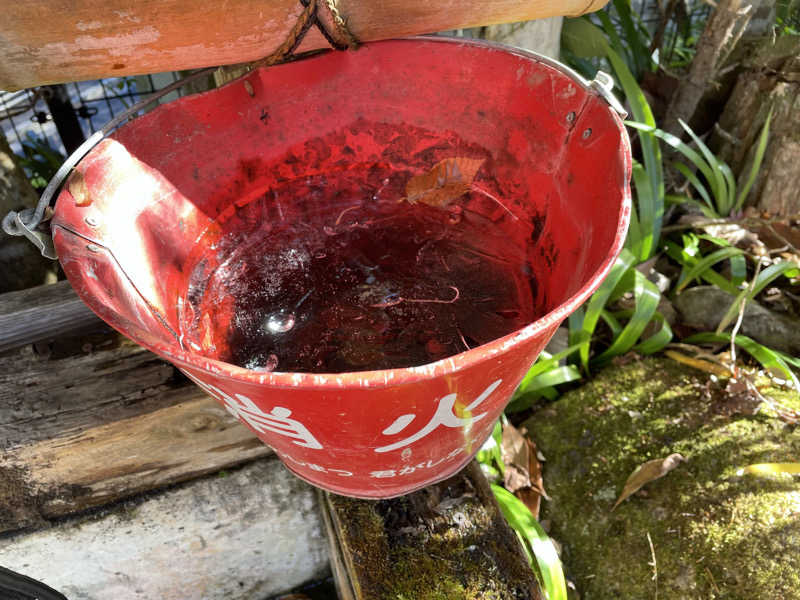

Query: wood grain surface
2,0,609,89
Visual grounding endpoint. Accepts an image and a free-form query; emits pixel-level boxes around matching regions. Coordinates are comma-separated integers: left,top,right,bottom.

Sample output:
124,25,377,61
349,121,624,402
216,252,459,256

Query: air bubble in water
264,312,296,334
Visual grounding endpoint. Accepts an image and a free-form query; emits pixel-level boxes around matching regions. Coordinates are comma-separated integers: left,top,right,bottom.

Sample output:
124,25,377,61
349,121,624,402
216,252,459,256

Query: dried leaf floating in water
404,157,485,208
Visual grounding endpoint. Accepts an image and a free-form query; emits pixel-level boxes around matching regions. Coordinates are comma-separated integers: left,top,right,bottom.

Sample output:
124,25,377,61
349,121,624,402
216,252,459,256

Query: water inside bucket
178,129,547,373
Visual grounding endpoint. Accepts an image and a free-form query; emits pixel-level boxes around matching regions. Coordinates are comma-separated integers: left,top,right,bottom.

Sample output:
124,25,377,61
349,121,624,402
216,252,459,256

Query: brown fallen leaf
404,157,484,208
612,453,685,511
501,422,548,519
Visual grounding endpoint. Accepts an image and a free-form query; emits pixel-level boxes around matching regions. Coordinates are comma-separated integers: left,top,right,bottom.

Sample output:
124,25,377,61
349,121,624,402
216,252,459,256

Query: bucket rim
78,37,633,389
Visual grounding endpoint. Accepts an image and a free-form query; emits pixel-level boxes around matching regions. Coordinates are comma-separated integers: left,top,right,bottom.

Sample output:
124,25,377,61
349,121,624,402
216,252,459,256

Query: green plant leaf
610,59,663,258
597,11,630,70
735,108,772,213
719,161,738,216
629,162,657,261
685,332,800,389
675,246,745,292
612,0,651,78
579,249,637,371
476,420,505,475
633,312,673,354
671,161,714,213
561,17,609,57
600,308,623,338
678,119,728,214
716,261,800,333
491,484,567,600
664,241,741,295
593,270,661,364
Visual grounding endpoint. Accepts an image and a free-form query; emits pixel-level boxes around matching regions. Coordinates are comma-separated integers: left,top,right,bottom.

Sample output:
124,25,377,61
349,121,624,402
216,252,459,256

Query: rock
443,17,564,60
0,458,330,600
526,357,800,599
674,285,800,354
476,18,563,60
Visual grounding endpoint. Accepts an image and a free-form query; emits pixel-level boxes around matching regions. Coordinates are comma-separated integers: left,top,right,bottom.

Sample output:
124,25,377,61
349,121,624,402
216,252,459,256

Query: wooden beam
1,0,609,90
0,281,271,533
0,280,102,353
321,461,543,599
0,393,270,533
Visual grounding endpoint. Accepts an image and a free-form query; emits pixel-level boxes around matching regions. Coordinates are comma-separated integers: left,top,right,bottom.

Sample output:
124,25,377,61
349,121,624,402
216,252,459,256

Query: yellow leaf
737,463,800,476
404,157,484,208
665,350,731,379
612,453,685,511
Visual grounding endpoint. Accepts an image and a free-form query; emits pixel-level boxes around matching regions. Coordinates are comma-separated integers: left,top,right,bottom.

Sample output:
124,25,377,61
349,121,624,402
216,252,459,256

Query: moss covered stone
526,357,800,599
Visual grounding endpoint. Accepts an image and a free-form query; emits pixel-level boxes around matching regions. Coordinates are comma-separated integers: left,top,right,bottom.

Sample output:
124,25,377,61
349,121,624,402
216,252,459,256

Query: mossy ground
526,357,800,599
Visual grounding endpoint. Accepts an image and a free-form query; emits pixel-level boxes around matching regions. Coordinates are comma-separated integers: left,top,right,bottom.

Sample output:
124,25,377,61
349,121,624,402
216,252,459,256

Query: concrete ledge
0,458,329,600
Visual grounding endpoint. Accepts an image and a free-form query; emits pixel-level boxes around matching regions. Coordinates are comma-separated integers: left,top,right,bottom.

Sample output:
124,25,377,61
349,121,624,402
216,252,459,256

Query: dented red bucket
52,38,630,498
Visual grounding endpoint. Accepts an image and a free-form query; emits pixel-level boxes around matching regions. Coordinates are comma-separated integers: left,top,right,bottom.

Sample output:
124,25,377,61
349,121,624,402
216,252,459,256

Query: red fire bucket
52,38,630,498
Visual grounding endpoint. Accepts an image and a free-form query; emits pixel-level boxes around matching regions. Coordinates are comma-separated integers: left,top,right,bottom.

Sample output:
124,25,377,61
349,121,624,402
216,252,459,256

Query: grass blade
735,109,772,213
672,161,714,212
633,313,673,354
579,249,637,371
678,119,727,213
593,270,661,364
675,246,745,292
664,241,741,295
492,484,568,600
686,332,800,389
612,0,650,78
717,261,800,333
719,161,738,216
626,122,713,206
630,162,656,261
608,52,663,258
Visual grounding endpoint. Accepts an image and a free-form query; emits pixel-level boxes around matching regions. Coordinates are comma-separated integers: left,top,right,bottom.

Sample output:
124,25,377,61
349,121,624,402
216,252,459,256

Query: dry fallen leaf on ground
501,422,548,518
404,156,484,208
612,453,685,511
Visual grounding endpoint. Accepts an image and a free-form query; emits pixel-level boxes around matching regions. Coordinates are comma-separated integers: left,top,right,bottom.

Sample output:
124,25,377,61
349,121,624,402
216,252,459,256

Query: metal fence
0,72,194,164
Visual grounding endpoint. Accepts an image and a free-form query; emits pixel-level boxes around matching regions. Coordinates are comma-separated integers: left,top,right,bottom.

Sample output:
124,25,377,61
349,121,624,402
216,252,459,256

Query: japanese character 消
182,370,323,449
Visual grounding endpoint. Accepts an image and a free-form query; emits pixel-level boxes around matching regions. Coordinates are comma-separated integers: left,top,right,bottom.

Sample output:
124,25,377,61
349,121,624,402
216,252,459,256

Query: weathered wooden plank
1,0,609,89
0,458,330,600
0,280,102,353
0,392,272,533
323,460,543,599
318,489,357,600
0,333,188,449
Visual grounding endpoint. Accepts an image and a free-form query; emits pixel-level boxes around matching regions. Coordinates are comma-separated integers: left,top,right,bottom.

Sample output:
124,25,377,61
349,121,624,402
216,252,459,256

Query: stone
525,357,800,599
0,458,330,600
674,285,800,355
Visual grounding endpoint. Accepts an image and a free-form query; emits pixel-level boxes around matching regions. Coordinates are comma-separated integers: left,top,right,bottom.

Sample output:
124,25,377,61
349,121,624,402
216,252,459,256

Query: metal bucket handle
1,67,217,259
